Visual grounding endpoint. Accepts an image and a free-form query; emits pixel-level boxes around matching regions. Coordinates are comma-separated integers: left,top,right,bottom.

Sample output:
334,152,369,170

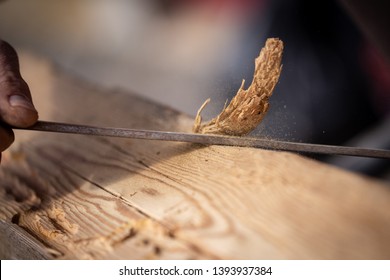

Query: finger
0,40,38,128
0,124,14,152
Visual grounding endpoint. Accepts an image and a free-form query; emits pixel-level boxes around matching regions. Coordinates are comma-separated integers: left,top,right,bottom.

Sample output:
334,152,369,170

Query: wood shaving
193,38,283,136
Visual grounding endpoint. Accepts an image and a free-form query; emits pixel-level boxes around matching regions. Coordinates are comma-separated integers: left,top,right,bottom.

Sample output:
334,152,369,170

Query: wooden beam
1,51,390,259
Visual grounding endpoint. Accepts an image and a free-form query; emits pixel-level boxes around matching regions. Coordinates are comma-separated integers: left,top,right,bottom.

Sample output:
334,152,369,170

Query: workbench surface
1,52,389,259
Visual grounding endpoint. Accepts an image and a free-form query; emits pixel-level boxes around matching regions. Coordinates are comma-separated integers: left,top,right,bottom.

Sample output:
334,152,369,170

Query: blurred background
0,0,389,178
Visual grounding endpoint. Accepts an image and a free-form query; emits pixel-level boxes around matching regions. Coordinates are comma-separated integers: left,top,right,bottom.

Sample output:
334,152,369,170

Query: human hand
0,40,38,162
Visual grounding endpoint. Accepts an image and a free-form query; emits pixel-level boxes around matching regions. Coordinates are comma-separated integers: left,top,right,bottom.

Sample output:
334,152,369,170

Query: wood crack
54,160,218,259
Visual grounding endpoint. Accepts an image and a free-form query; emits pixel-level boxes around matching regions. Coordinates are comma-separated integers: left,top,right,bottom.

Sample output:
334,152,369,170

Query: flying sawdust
193,38,283,136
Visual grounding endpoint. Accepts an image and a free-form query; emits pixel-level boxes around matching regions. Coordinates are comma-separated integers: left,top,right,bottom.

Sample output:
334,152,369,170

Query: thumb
0,40,38,128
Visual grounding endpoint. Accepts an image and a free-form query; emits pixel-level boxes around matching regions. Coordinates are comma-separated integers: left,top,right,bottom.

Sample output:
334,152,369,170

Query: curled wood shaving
193,38,283,136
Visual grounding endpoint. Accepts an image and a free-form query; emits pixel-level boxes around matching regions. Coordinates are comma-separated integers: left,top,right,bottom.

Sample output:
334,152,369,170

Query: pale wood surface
1,51,390,259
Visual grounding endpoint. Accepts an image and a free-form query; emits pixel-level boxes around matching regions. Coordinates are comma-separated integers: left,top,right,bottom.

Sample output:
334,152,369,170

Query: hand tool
15,120,390,159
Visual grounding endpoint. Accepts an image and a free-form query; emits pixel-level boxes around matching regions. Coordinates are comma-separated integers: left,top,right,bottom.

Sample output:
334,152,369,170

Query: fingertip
6,94,39,127
9,94,36,111
0,75,38,128
0,96,38,128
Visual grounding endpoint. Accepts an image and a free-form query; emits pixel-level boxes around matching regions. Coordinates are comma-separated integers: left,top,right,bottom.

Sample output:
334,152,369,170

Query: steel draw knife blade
15,121,390,159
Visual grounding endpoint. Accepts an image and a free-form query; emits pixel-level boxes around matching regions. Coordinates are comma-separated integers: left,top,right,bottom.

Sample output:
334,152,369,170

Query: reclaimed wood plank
1,51,390,259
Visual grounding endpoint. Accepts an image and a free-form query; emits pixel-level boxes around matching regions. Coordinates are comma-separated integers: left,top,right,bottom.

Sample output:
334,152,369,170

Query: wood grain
1,51,390,259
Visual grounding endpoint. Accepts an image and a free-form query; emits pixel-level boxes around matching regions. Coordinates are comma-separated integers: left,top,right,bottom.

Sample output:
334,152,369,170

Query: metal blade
16,121,390,159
